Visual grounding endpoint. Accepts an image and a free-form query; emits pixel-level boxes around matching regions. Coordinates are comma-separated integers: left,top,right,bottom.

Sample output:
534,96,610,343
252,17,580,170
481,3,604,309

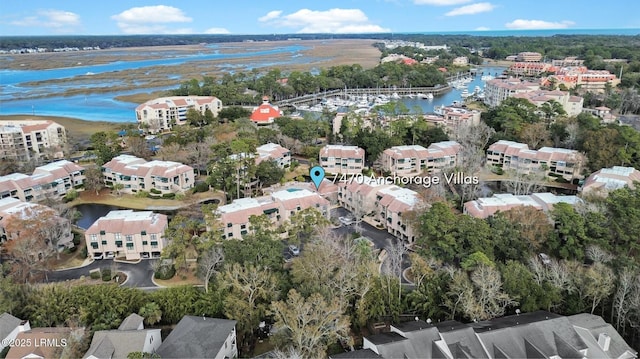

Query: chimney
598,333,611,352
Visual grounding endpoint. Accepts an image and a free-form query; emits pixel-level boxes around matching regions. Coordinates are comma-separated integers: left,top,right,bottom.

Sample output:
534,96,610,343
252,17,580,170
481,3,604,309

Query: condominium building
85,210,168,260
486,140,585,180
216,188,330,240
256,143,291,169
516,51,543,62
379,141,462,177
508,62,554,76
463,192,581,219
319,145,365,175
511,90,584,117
544,66,620,93
452,56,469,66
424,107,481,135
0,197,74,250
0,120,66,161
581,166,640,196
0,160,85,202
102,155,195,195
484,78,541,107
135,96,222,133
338,176,424,243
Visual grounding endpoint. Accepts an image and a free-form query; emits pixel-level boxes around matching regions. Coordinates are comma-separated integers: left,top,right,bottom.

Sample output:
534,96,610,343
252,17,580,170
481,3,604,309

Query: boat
425,93,434,100
434,105,445,115
416,93,428,99
481,74,495,81
474,85,482,94
460,89,470,98
390,92,401,100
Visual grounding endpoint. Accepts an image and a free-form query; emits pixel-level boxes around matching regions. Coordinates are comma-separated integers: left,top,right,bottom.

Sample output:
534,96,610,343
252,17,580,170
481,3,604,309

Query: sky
1,0,639,36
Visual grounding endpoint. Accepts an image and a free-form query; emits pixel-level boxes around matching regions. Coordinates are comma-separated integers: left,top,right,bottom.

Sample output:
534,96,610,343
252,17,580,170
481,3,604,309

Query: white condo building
135,96,222,133
85,210,168,260
102,155,195,195
0,120,66,161
0,160,85,202
379,141,462,177
319,145,365,175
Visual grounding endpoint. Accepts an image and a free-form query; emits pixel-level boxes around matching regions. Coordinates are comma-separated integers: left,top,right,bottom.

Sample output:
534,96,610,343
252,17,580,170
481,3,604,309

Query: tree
255,160,285,187
83,166,104,195
220,263,279,354
138,302,162,326
520,122,550,149
270,289,352,358
287,208,330,244
198,246,224,293
125,135,153,160
549,203,589,260
463,265,517,321
90,131,120,165
161,215,204,273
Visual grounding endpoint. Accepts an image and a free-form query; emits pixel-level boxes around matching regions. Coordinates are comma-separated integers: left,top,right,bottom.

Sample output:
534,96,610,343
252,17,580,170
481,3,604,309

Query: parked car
288,244,300,256
93,253,103,260
538,253,551,265
339,216,354,225
105,252,115,260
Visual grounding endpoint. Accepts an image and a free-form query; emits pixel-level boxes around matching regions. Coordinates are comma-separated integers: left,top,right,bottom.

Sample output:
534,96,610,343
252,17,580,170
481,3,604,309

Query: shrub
81,246,88,259
162,193,176,199
192,182,209,193
89,271,100,280
63,189,78,202
136,190,149,198
150,188,161,194
101,269,112,281
154,265,175,280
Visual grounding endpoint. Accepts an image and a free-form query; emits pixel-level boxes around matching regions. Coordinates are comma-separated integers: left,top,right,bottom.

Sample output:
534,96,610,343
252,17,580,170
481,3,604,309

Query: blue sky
1,0,638,36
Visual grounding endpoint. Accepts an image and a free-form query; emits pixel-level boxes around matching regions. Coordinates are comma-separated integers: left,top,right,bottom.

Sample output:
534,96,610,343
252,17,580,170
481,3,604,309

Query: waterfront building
484,78,583,116
0,160,85,202
319,145,365,175
0,120,66,161
250,96,283,125
84,210,168,260
101,155,195,195
216,188,330,240
135,96,222,133
516,51,543,62
543,66,620,93
486,140,585,180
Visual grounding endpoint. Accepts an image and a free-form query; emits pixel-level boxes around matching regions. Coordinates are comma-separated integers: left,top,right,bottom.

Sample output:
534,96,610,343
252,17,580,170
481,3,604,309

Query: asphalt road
48,259,157,288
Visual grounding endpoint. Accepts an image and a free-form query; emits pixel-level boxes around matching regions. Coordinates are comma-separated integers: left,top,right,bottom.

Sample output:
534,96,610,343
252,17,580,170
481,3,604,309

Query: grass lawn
71,188,225,210
284,164,310,181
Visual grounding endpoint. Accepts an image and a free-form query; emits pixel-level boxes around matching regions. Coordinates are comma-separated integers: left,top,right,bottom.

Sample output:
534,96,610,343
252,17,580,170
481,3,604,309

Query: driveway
330,207,413,285
48,259,157,288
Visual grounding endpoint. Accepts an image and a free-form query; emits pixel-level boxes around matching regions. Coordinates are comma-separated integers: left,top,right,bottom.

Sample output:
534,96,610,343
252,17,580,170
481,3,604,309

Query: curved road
48,259,157,288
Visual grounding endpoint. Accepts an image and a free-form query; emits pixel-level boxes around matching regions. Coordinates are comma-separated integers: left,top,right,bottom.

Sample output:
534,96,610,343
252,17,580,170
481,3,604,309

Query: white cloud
505,19,575,30
259,10,282,22
204,27,230,34
258,8,389,33
445,2,494,16
10,9,80,33
111,5,192,34
475,26,490,31
413,0,472,5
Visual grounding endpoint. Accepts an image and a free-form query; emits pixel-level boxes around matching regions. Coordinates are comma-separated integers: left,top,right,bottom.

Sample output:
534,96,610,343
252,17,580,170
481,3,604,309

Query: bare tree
386,240,406,303
466,265,517,320
445,268,473,320
586,245,614,264
198,246,224,293
503,165,547,195
453,122,495,205
584,262,615,314
613,267,638,332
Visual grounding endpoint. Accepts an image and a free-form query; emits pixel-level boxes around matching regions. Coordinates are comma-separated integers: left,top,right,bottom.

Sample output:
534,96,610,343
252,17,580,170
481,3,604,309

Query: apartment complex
256,143,291,169
332,311,636,359
484,78,584,116
85,210,168,260
338,176,423,243
0,160,85,202
0,120,66,161
463,192,580,218
581,166,640,196
508,62,553,76
424,106,481,134
250,96,282,125
516,51,543,62
486,140,585,180
135,96,222,133
544,66,620,93
216,188,330,240
0,197,74,250
511,90,584,117
102,155,195,195
379,141,462,177
319,145,365,175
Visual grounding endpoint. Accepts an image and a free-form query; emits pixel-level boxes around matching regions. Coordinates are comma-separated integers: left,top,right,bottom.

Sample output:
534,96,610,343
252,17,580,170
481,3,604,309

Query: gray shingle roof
0,312,22,340
84,329,157,359
569,313,638,359
330,348,383,358
156,316,236,359
118,313,144,331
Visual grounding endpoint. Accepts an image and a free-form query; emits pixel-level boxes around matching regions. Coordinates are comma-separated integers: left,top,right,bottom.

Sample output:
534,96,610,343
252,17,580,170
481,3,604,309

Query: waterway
74,203,123,229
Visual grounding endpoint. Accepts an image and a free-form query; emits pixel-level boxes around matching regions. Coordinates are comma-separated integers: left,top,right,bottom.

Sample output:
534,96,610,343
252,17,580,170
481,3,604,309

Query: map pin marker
309,166,325,191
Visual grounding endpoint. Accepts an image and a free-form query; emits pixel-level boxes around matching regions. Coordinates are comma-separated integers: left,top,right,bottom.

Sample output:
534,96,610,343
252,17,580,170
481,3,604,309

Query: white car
93,253,103,260
288,245,300,256
339,216,354,225
105,252,115,260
